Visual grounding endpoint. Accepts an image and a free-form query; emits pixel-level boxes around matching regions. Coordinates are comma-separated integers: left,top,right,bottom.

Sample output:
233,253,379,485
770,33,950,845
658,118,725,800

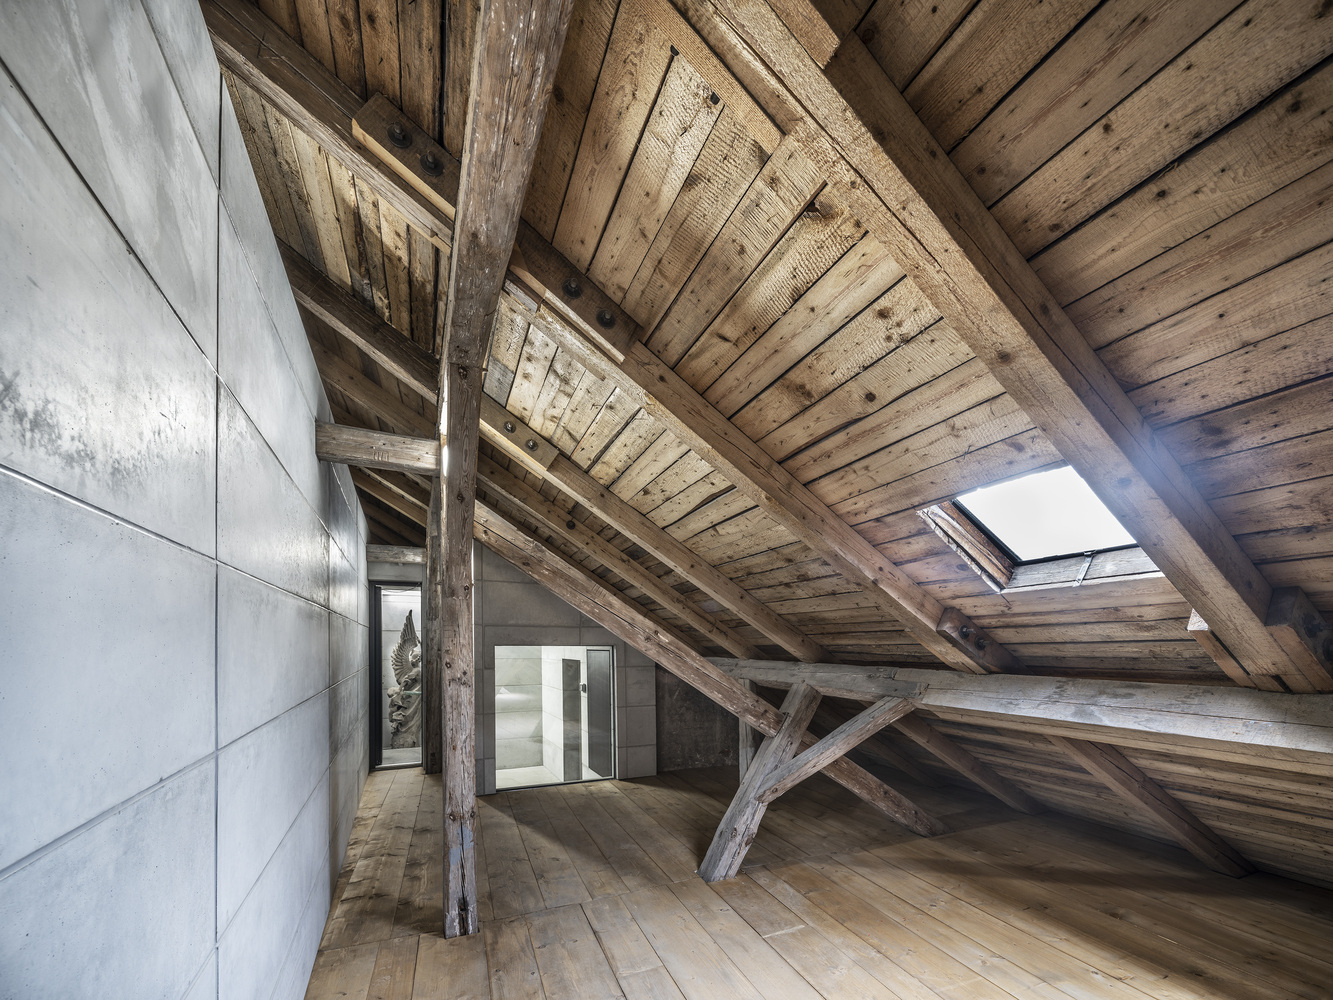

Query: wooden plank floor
305,766,1333,1000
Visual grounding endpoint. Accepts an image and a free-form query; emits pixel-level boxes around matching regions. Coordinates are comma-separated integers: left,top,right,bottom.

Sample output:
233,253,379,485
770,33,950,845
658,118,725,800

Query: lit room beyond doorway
495,645,615,790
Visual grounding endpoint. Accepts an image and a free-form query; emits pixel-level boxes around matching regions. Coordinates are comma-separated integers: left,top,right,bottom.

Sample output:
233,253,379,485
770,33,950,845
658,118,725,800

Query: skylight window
954,466,1135,562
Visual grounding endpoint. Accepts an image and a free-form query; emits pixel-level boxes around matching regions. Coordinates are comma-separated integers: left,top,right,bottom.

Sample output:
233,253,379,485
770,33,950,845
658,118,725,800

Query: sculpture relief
388,610,422,748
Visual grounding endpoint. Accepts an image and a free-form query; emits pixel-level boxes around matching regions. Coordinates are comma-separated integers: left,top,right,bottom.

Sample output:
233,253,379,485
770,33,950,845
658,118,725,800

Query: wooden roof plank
703,0,1327,690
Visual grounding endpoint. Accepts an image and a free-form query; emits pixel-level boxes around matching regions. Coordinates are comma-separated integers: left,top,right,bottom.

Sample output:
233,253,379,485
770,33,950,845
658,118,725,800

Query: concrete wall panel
330,613,369,688
217,692,331,931
218,389,329,606
0,9,370,997
0,0,219,353
218,214,322,510
0,763,215,1000
0,66,217,553
219,566,331,747
140,0,221,181
0,471,216,871
183,951,219,1000
218,78,323,424
219,771,331,1000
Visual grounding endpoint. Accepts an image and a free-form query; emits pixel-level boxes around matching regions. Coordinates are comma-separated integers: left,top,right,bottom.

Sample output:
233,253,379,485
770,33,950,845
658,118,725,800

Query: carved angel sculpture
388,610,423,748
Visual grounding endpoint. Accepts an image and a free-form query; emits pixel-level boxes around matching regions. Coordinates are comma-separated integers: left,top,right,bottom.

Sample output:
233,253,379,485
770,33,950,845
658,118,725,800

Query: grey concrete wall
0,4,369,999
656,668,742,771
474,542,657,790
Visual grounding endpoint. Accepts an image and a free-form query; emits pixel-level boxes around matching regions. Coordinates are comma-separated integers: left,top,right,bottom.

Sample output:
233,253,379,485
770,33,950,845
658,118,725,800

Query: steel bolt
388,122,412,148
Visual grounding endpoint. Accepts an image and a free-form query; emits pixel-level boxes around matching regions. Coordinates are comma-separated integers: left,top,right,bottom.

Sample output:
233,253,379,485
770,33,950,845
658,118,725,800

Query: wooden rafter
204,0,1016,675
472,500,949,836
430,0,574,939
511,297,1019,676
693,0,1332,694
476,453,761,658
308,339,436,437
892,713,1046,814
478,398,830,662
1047,735,1254,877
282,241,440,403
350,468,428,525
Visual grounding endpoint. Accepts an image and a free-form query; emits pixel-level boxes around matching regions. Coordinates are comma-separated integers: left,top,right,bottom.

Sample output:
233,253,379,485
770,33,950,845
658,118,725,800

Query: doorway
370,583,423,770
494,645,615,789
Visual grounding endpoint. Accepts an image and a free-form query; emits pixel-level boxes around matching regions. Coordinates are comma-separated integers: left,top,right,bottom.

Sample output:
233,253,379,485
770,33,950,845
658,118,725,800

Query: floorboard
304,768,1333,1000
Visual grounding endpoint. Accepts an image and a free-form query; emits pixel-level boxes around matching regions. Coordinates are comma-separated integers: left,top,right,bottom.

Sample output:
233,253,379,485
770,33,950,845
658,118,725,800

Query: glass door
494,645,615,789
371,584,423,769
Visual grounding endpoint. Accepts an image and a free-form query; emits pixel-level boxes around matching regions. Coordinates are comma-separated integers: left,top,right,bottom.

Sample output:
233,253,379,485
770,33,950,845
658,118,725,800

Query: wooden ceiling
208,0,1332,685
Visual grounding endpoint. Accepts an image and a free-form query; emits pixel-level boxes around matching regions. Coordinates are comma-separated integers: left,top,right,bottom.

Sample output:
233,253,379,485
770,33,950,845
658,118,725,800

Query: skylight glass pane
955,466,1135,561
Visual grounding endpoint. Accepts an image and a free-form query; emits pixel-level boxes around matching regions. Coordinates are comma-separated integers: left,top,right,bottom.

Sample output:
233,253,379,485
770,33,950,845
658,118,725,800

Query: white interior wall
0,4,369,997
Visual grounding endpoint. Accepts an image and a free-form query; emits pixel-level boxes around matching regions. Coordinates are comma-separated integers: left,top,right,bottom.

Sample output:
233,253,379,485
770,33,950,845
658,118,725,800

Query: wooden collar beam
693,0,1331,694
710,657,1333,767
472,500,949,838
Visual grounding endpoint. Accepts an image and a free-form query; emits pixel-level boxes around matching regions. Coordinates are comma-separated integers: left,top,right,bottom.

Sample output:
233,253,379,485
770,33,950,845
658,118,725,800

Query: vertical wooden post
439,367,481,938
422,473,443,775
738,678,758,779
433,0,574,937
700,680,822,882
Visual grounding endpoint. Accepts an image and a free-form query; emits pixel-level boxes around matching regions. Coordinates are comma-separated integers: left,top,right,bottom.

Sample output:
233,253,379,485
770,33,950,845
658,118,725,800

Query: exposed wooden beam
282,241,440,404
351,469,428,526
205,0,1013,676
516,306,1016,676
1188,610,1275,691
423,476,444,776
472,500,949,837
1047,735,1255,877
432,0,573,939
204,0,456,250
815,704,940,787
360,497,427,547
367,545,426,564
710,657,923,701
315,423,440,474
892,713,1046,815
710,658,1333,764
739,679,759,779
760,697,914,803
477,398,829,662
698,0,1330,693
476,454,761,658
360,467,432,514
309,340,436,437
700,680,823,882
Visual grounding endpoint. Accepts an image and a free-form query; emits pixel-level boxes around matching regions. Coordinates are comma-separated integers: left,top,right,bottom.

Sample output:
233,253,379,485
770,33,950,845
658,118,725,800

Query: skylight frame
920,466,1158,594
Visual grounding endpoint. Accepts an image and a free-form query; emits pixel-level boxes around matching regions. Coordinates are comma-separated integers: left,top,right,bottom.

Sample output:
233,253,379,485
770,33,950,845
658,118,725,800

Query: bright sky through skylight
955,466,1135,561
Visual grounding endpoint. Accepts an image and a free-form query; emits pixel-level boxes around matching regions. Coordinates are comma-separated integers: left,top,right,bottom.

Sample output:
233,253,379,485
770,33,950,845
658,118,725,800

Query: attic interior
2,0,1332,997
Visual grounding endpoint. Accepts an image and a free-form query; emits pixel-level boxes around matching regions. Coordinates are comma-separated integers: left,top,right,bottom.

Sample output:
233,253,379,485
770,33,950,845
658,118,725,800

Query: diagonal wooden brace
699,681,823,882
759,697,915,803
